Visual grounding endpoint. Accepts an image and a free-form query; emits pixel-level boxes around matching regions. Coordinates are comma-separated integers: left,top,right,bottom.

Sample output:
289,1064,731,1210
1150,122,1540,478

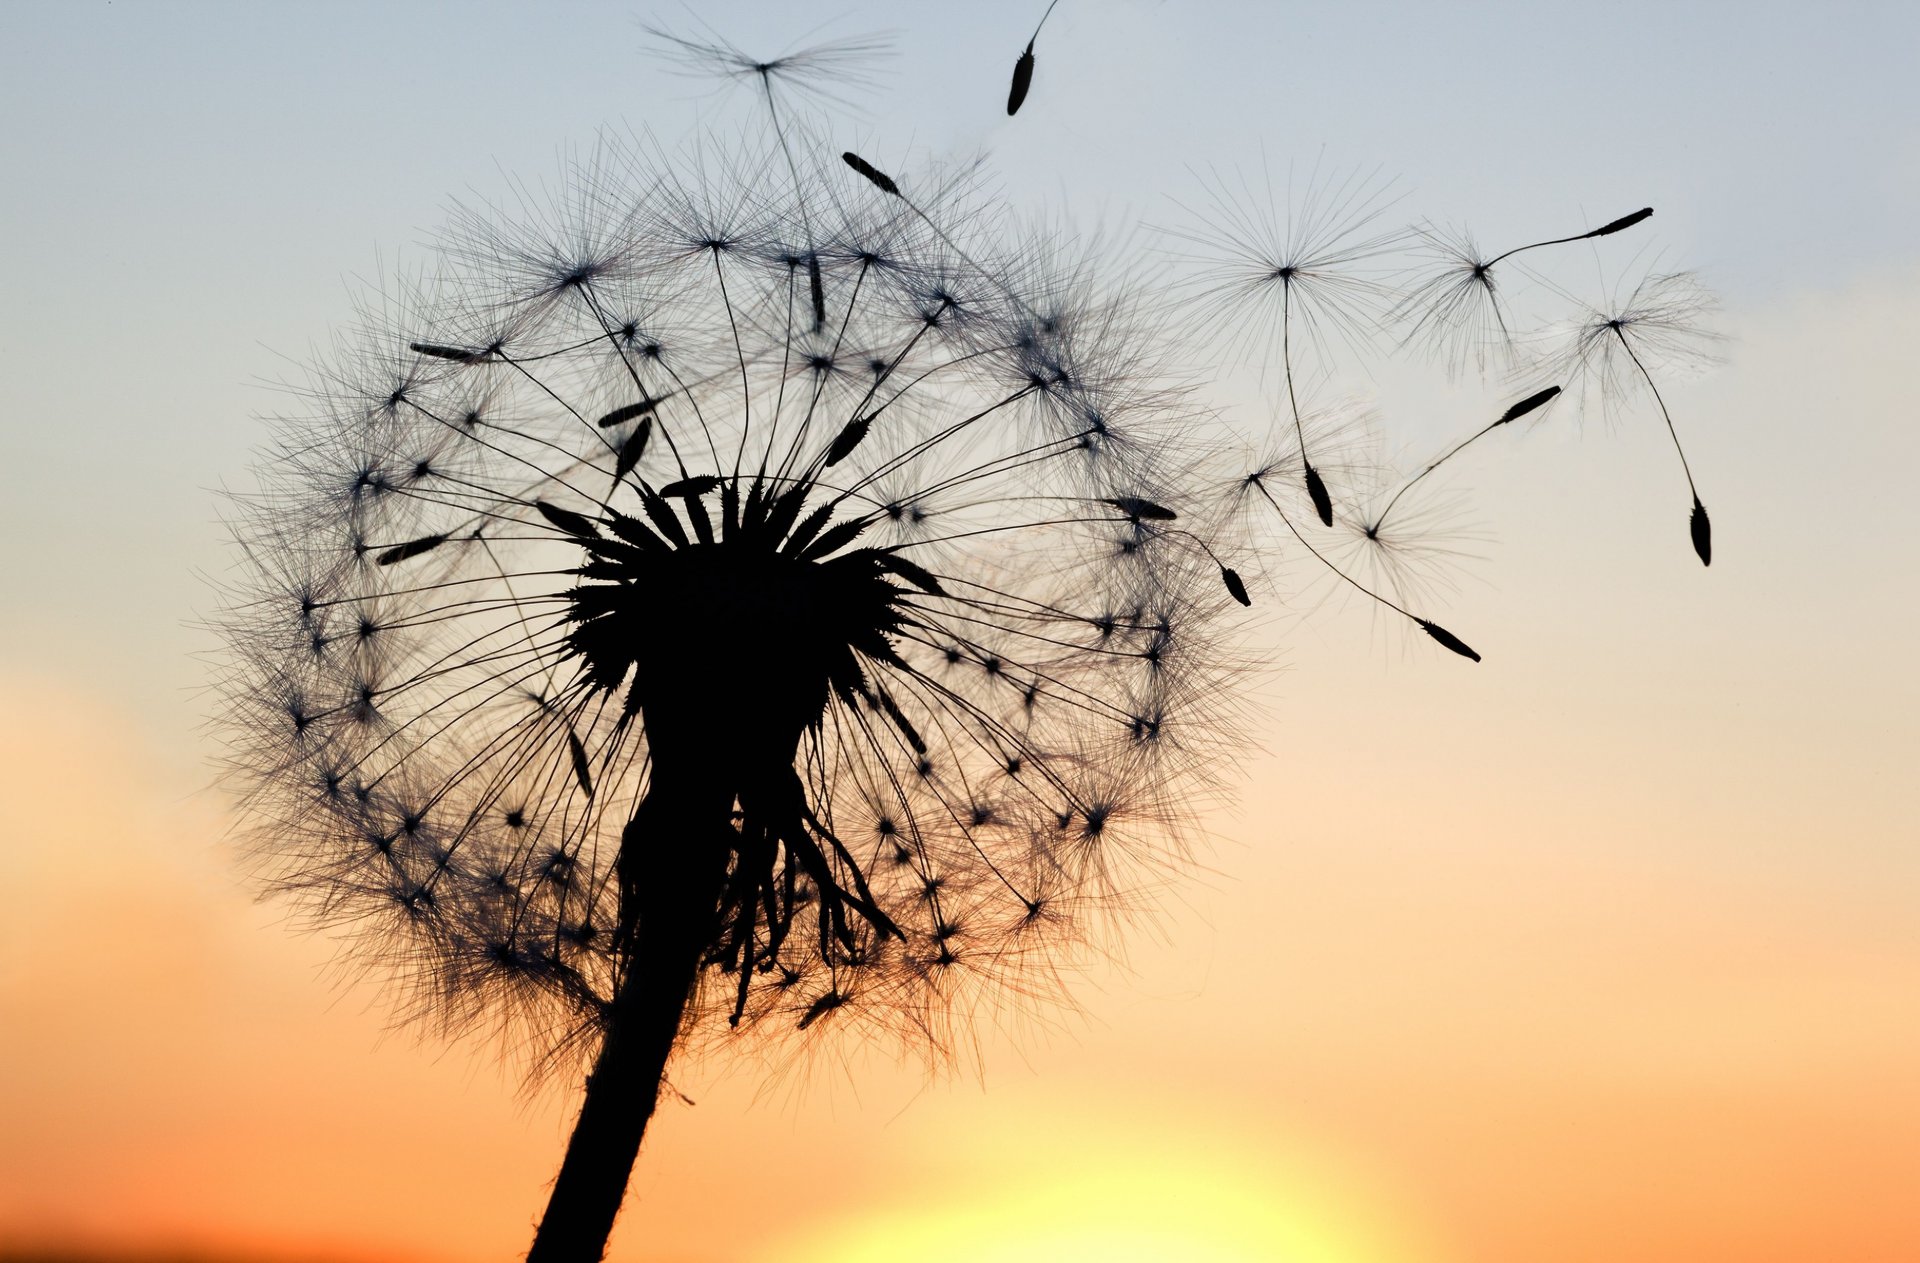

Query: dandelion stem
1028,0,1063,45
1280,281,1334,527
1611,327,1699,501
526,791,730,1263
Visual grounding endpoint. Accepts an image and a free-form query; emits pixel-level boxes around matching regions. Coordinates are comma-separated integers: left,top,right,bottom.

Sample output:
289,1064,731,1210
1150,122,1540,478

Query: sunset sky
3,3,1917,1262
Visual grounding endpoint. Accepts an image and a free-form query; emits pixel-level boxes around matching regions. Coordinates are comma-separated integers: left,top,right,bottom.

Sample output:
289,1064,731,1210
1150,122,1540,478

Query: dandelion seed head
215,121,1247,1080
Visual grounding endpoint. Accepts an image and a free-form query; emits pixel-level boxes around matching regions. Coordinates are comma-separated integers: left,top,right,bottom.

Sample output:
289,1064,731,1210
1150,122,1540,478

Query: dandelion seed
1168,159,1405,529
1246,474,1479,663
1544,270,1721,566
1397,208,1653,376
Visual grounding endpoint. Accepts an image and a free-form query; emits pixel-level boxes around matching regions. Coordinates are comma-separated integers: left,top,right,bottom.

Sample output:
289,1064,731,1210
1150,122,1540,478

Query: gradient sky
2,3,1917,1262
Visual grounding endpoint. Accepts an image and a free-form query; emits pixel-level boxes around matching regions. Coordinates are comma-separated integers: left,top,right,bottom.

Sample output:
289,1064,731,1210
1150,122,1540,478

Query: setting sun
765,1106,1435,1263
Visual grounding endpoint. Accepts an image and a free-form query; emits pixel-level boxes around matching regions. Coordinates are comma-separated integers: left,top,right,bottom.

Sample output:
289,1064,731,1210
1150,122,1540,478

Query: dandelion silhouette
1545,270,1721,565
215,50,1245,1262
1398,207,1654,376
1169,162,1404,529
210,19,1732,1261
1006,0,1063,116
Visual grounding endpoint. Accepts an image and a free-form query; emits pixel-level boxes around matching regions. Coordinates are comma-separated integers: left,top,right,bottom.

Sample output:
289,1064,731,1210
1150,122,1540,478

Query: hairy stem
525,774,732,1263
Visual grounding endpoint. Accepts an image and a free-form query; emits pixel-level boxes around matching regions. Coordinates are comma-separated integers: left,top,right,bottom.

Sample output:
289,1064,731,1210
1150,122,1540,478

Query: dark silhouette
216,56,1249,1260
1006,0,1062,115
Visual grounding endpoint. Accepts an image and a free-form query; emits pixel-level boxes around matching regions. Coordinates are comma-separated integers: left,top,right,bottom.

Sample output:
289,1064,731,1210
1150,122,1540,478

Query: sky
1,2,1917,1261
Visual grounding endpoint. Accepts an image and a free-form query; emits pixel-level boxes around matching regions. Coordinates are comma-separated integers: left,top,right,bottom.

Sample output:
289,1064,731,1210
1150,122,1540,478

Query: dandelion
1397,207,1654,376
1545,269,1721,565
214,97,1245,1263
1167,160,1404,528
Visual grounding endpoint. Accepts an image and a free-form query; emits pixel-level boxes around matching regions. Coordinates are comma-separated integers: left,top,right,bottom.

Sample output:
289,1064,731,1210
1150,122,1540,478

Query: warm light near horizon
767,1111,1436,1263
